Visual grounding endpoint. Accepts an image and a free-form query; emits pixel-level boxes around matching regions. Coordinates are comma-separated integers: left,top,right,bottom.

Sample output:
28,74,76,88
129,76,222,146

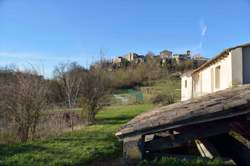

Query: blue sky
0,0,250,77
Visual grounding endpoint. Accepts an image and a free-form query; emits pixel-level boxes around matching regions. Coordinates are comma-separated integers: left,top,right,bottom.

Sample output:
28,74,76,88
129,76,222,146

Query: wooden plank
229,130,250,148
144,121,230,151
195,139,213,159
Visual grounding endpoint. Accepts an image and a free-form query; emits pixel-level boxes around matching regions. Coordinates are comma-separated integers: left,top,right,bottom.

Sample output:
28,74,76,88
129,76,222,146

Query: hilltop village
93,50,209,74
111,50,208,68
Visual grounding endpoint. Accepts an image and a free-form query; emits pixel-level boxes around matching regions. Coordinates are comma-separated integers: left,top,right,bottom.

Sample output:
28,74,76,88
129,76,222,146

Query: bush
0,109,85,143
152,93,175,105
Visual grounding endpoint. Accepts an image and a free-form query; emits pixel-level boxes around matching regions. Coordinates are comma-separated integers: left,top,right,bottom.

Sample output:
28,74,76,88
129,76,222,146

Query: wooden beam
195,139,213,159
144,122,230,152
230,121,250,140
229,130,250,148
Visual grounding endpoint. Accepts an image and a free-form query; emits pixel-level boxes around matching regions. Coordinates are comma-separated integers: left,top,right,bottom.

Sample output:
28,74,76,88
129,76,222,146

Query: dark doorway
243,46,250,84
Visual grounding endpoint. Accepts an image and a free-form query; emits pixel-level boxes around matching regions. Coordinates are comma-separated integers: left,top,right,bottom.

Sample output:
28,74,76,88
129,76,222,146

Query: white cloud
201,25,207,37
199,19,208,49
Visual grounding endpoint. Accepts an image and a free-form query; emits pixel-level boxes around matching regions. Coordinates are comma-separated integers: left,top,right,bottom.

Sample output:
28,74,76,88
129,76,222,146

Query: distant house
134,55,145,64
160,50,173,59
192,54,209,68
181,42,250,101
112,56,125,64
124,52,144,64
173,50,192,63
112,56,127,67
124,52,139,62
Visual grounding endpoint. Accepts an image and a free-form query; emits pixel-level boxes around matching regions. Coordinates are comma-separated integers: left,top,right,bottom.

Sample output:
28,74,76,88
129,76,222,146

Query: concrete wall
192,53,233,97
181,74,193,101
231,48,243,85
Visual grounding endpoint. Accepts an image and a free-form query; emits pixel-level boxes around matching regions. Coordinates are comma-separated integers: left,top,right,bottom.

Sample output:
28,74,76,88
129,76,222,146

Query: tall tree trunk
70,112,74,131
87,110,96,125
18,125,29,142
31,114,39,140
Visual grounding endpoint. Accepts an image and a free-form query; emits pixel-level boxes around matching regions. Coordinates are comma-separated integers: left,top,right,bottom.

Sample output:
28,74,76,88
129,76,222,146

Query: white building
112,57,124,64
124,52,138,62
160,50,173,59
181,71,193,101
181,43,250,101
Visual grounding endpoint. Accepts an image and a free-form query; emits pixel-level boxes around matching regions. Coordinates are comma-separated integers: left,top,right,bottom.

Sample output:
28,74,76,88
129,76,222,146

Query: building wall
243,46,250,84
124,52,135,62
192,53,233,97
182,44,249,100
231,48,243,85
112,57,122,64
181,74,193,101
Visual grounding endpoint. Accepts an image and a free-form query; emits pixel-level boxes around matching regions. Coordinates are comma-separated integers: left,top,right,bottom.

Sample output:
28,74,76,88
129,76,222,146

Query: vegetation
0,69,230,166
0,57,205,166
152,93,175,105
138,157,225,166
0,103,232,166
0,104,154,166
79,69,111,124
141,77,181,104
0,69,48,142
54,62,85,108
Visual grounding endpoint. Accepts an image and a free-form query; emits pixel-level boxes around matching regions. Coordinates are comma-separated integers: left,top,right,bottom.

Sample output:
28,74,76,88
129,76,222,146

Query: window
185,80,187,88
215,66,221,89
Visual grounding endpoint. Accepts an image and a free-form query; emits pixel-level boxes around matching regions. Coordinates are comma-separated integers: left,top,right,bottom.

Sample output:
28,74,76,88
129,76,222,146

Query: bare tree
54,62,85,108
0,69,48,142
80,68,110,124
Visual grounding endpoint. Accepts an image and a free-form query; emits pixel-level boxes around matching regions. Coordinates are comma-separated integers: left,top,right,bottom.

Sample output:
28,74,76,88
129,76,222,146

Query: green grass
141,77,181,103
138,157,225,166
0,104,154,166
110,77,181,105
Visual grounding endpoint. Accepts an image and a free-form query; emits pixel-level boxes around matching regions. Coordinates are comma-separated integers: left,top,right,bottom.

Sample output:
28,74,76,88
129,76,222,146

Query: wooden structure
116,85,250,165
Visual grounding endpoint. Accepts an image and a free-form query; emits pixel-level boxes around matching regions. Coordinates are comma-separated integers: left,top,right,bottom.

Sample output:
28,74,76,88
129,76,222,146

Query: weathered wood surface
116,85,250,139
144,119,231,151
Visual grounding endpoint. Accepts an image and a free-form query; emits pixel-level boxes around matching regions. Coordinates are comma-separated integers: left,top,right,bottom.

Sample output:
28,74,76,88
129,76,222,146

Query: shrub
152,93,175,105
0,70,48,142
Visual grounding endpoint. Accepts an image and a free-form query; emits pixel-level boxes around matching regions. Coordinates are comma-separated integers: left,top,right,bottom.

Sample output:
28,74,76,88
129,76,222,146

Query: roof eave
192,42,250,75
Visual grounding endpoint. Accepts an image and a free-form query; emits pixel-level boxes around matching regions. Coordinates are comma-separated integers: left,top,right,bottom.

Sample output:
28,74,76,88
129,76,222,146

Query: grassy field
141,77,181,103
111,77,181,105
0,104,154,166
0,78,226,166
